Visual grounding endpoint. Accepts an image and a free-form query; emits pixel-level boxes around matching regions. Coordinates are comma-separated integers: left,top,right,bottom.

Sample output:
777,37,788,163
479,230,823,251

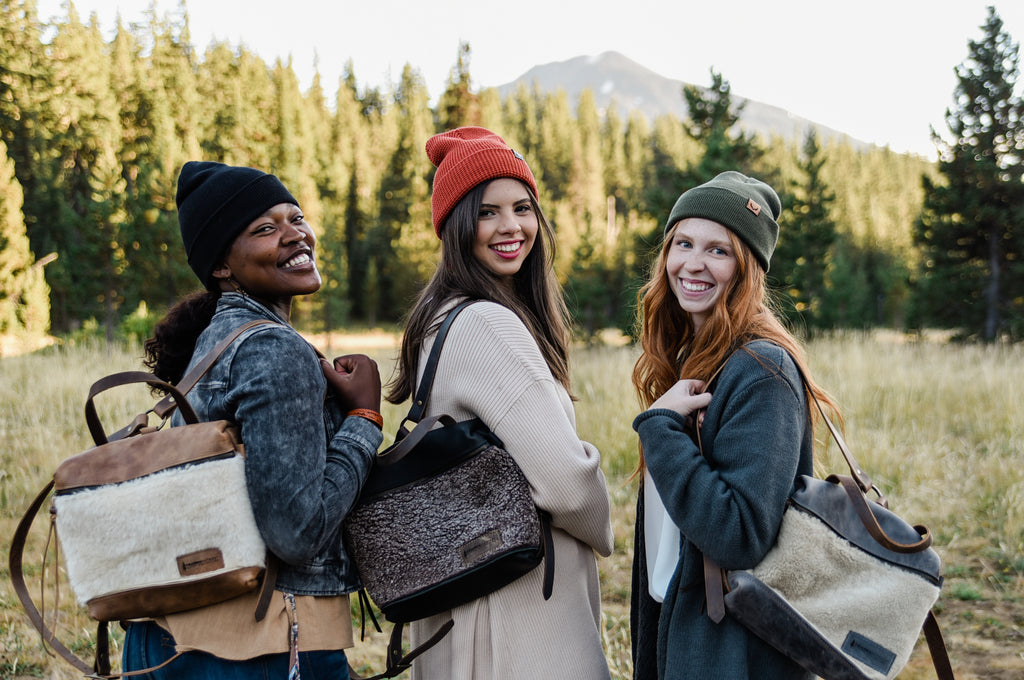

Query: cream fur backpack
699,353,955,680
9,320,278,677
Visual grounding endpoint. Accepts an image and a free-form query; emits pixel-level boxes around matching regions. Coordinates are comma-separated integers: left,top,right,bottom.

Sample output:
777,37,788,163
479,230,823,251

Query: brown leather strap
707,346,878,498
831,474,933,553
702,554,726,624
807,390,879,500
923,610,956,680
86,372,198,445
153,319,277,419
9,481,95,675
253,552,279,622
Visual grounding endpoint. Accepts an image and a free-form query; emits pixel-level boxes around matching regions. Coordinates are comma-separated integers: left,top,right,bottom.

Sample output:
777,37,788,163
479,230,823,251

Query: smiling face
212,202,320,320
472,178,538,281
665,217,739,333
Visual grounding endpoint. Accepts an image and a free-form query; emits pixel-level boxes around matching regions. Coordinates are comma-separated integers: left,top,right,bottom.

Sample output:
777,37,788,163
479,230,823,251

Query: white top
644,468,681,603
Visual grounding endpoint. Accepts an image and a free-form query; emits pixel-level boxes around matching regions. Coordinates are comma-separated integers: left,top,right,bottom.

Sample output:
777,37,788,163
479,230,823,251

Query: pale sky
35,0,1024,158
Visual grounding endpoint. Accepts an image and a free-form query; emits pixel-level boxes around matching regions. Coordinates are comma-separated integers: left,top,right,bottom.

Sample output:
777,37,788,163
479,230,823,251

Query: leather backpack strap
9,480,96,676
87,372,199,445
152,319,279,419
702,553,727,624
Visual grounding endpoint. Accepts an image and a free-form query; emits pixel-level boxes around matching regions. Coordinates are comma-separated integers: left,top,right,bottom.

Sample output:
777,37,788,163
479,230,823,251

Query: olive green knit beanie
664,171,781,271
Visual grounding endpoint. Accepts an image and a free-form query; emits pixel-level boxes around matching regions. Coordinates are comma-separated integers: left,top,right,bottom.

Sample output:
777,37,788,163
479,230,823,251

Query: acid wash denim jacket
172,292,382,596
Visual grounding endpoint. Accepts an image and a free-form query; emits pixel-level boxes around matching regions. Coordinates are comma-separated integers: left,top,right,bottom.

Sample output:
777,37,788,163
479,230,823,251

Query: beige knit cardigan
406,301,614,680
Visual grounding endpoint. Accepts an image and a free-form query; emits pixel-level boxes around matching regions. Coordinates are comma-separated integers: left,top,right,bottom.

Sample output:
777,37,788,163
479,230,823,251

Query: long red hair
631,224,840,474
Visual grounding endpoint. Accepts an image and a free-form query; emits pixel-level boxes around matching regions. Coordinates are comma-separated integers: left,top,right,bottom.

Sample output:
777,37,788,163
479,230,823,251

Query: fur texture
731,508,941,680
54,455,265,605
345,445,541,608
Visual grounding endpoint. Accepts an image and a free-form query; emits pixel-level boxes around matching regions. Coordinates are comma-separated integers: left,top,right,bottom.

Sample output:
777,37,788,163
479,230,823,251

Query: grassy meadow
0,332,1021,679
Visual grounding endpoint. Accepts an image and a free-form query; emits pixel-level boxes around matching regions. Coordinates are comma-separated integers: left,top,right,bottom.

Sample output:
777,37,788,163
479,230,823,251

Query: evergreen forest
1,2,1022,345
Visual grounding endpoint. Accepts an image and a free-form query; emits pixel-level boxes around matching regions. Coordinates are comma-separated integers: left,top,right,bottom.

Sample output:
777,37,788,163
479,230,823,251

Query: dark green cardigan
631,341,816,680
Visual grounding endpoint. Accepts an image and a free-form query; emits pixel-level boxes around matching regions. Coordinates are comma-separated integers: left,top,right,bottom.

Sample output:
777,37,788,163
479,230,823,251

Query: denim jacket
173,293,381,595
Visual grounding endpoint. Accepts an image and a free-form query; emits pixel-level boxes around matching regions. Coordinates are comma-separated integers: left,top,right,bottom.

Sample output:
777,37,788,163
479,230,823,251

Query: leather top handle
86,320,276,447
85,373,198,446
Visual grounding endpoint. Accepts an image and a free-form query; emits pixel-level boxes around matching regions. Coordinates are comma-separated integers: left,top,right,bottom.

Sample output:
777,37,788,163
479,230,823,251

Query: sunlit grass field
1,332,1021,678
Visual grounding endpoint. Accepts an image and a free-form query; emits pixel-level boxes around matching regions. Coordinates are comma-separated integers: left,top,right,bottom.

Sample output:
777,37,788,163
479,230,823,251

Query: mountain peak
497,52,867,150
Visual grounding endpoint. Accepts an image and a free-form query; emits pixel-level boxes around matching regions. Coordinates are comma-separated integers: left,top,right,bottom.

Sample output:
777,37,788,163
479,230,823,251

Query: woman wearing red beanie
386,127,614,680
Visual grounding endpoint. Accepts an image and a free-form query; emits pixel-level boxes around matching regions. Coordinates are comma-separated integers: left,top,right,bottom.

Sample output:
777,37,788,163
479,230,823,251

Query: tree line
1,2,1020,344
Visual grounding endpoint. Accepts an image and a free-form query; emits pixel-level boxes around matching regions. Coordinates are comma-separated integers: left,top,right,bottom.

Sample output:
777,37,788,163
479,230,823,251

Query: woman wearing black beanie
124,161,383,679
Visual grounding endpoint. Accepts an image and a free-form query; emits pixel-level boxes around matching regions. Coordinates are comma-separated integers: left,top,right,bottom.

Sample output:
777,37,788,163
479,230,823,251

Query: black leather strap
404,301,475,424
357,619,456,680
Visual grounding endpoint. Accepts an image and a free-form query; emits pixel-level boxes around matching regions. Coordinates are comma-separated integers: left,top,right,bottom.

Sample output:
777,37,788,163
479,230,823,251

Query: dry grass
1,332,1022,678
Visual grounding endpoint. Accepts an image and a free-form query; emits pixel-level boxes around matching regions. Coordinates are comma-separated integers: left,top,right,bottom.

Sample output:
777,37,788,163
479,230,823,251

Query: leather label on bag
177,548,225,576
460,530,504,566
841,631,896,674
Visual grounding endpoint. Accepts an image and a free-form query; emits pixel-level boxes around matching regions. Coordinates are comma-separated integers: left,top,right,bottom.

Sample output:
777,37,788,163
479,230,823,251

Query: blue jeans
122,620,351,680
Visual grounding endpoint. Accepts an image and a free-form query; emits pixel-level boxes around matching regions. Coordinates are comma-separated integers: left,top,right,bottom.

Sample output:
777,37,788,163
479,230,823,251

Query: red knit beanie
426,126,538,236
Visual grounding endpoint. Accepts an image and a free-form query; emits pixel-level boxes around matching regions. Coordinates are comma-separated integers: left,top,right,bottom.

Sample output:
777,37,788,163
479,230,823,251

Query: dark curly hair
143,291,221,385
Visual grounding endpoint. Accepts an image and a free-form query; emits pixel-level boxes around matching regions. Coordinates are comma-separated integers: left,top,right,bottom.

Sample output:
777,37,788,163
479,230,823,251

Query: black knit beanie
664,171,781,271
176,161,298,290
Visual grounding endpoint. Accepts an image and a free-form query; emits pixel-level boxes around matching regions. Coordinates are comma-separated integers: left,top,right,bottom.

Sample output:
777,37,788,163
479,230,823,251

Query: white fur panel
748,509,940,680
54,456,265,605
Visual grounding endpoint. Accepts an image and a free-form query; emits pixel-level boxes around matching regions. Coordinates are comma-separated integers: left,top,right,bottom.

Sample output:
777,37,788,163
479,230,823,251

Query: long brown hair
631,223,840,472
386,179,571,404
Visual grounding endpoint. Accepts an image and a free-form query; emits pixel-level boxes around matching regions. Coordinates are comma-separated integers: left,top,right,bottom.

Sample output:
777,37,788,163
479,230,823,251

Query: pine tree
773,128,838,331
371,64,434,323
0,138,50,339
915,6,1024,340
535,90,575,204
1,0,58,326
40,7,126,336
112,17,192,315
436,42,478,131
682,68,763,181
316,63,363,333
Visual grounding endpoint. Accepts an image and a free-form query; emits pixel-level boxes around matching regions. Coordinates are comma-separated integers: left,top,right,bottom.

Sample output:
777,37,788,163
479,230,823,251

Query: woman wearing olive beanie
629,172,839,680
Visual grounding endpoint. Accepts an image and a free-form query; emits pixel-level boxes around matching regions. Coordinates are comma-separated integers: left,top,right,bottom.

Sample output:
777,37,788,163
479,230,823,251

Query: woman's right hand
320,354,382,412
649,379,712,418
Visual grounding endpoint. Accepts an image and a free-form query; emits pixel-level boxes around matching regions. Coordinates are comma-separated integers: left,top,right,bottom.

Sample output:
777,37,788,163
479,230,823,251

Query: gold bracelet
347,408,383,429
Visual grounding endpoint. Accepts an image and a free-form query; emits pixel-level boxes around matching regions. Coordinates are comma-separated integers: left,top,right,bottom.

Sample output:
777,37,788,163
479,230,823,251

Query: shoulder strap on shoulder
405,300,475,424
153,319,278,419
